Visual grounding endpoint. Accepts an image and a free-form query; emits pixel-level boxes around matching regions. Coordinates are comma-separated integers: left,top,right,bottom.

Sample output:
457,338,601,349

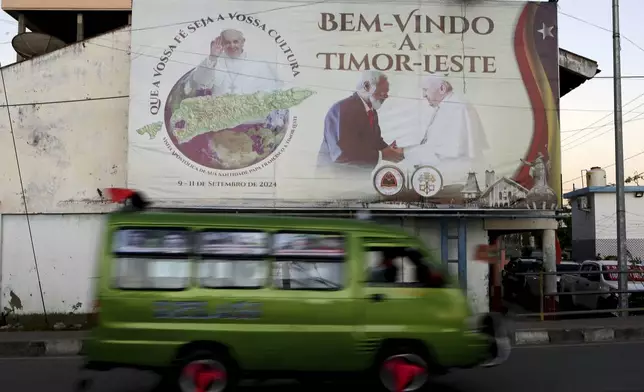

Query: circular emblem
411,166,443,197
373,166,405,196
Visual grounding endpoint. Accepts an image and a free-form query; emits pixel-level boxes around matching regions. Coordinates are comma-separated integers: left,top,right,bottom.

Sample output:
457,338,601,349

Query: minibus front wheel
163,348,239,392
373,343,434,392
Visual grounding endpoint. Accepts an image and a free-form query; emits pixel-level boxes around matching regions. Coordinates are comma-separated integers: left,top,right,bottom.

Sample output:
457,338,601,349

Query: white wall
466,219,489,313
588,191,644,259
0,29,130,314
0,29,129,214
0,214,104,313
593,192,644,239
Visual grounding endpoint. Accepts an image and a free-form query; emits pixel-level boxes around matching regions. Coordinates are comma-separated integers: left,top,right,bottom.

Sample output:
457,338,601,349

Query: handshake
381,141,405,163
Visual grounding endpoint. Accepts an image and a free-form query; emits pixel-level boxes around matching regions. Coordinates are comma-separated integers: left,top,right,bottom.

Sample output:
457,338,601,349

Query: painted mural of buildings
461,170,529,208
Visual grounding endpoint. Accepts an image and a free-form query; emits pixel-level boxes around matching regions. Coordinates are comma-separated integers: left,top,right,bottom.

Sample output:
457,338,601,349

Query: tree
625,171,643,185
557,206,572,250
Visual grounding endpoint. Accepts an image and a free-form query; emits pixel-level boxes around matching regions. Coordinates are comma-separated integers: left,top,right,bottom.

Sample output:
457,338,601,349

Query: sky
555,0,644,193
0,0,640,194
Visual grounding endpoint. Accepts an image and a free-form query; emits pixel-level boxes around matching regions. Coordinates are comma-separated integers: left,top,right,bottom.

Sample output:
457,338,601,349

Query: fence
508,267,644,321
572,238,644,262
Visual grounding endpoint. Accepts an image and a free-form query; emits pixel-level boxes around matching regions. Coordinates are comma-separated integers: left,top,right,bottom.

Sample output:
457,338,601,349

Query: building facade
565,185,644,261
4,0,130,53
0,2,599,317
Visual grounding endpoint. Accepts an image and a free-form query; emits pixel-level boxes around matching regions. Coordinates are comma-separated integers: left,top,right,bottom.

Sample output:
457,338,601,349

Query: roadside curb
1,326,643,356
513,327,644,346
0,339,85,357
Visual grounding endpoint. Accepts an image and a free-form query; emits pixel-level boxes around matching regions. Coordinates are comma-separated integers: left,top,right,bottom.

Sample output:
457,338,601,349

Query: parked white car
559,260,644,311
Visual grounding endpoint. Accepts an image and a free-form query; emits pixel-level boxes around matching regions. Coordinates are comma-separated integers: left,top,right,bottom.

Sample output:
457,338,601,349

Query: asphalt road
1,341,643,392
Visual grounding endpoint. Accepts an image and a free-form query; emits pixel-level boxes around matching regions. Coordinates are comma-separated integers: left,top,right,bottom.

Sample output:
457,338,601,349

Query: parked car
524,261,580,306
502,258,542,302
559,260,644,313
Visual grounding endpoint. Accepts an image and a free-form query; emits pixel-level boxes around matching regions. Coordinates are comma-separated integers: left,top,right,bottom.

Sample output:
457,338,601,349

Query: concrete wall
0,29,129,214
466,220,490,313
593,192,644,259
0,214,104,314
593,192,644,239
0,29,129,315
571,198,596,240
570,196,597,261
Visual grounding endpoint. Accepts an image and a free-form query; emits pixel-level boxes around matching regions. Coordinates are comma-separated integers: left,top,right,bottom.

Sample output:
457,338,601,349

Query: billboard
127,0,560,210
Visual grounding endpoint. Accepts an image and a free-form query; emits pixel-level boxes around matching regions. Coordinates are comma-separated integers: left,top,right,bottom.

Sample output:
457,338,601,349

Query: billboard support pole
611,0,628,316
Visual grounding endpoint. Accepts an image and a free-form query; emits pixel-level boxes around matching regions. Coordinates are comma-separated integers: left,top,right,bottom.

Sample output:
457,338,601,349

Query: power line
0,94,127,108
86,40,644,114
562,100,644,149
561,116,644,133
560,91,644,143
563,150,644,185
561,92,644,145
1,0,337,39
558,10,644,54
88,34,644,83
595,75,644,79
563,112,644,151
0,63,48,325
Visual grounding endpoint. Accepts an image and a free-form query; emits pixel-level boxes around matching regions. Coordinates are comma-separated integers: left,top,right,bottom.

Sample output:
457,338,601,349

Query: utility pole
612,0,628,316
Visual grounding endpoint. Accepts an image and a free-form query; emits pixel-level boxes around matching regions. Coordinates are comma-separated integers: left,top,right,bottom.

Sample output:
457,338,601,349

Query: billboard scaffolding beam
611,0,628,316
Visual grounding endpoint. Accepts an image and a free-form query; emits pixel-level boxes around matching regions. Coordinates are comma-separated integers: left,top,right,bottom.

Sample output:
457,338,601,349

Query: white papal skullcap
421,75,450,91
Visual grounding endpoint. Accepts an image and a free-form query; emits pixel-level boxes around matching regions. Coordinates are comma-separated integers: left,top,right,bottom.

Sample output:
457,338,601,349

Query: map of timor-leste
135,87,315,142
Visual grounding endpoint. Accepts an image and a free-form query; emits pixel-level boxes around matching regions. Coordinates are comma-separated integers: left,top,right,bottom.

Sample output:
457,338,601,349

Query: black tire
296,375,329,390
160,349,238,392
74,378,92,392
598,296,618,314
372,343,432,392
560,290,573,310
597,297,610,316
502,286,512,300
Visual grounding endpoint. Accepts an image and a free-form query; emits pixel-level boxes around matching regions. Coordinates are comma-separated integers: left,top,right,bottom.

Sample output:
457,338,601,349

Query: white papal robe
403,92,489,184
188,52,283,96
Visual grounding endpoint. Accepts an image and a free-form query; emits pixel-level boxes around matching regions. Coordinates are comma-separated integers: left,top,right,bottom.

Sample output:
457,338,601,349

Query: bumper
478,313,512,368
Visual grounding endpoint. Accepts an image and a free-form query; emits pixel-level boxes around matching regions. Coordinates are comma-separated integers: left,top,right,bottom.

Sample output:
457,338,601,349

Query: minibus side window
196,231,270,289
272,259,344,290
364,246,431,287
111,228,192,291
271,232,345,291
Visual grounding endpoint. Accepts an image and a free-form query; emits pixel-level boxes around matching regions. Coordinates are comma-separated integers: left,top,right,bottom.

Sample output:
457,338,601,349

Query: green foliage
557,206,572,249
